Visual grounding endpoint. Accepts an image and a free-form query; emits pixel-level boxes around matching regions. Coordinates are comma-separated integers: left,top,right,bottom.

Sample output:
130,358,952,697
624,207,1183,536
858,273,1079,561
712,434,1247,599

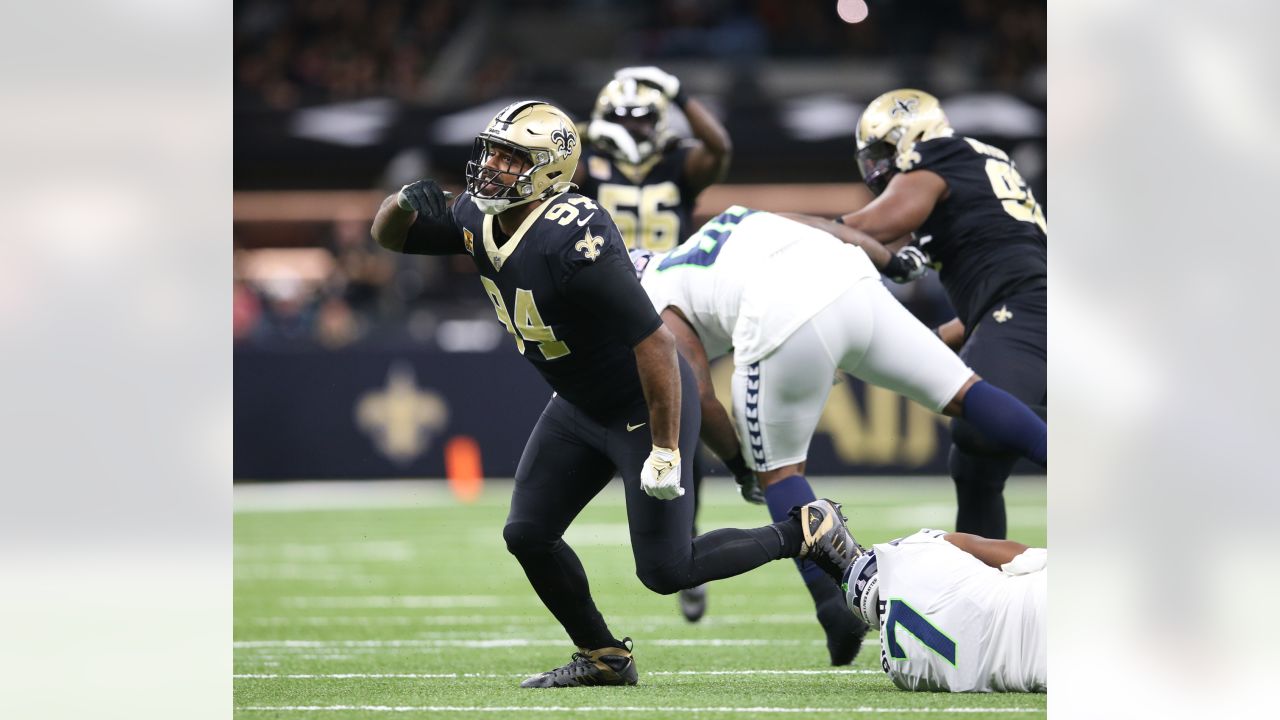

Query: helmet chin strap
471,196,518,215
471,182,574,216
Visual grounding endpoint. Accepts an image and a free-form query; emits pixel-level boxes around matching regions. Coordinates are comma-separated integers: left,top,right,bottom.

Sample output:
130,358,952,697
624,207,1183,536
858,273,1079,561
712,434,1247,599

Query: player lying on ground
834,528,1046,693
575,65,735,623
630,208,1047,665
799,89,1048,540
370,100,864,688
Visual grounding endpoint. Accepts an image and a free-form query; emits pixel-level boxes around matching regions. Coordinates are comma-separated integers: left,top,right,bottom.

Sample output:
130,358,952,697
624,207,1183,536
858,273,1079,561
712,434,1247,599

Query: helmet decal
889,96,919,119
895,147,922,172
550,124,577,159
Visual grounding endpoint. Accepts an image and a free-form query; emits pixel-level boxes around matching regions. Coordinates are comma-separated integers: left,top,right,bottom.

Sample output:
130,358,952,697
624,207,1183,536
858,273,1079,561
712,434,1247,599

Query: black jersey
577,143,695,252
906,135,1047,330
404,192,663,420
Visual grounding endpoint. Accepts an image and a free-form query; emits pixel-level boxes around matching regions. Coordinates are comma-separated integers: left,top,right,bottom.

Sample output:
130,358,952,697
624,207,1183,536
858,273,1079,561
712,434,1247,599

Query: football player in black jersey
827,89,1047,539
370,100,858,688
574,66,732,253
574,66,740,624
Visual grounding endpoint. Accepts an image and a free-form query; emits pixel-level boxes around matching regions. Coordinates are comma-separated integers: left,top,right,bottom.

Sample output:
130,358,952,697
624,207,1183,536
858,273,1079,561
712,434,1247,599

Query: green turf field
235,476,1046,719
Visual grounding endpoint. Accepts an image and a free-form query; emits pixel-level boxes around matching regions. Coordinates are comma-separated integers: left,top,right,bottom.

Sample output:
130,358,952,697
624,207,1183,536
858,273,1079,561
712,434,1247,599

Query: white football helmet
466,100,581,215
846,549,882,628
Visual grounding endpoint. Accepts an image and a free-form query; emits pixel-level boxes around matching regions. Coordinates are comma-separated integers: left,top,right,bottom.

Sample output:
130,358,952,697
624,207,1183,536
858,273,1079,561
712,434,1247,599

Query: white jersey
873,529,1046,693
640,207,880,365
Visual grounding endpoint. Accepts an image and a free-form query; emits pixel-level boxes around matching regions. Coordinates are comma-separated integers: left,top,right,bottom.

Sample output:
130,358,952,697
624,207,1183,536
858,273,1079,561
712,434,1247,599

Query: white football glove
615,65,681,100
586,118,644,164
640,445,684,500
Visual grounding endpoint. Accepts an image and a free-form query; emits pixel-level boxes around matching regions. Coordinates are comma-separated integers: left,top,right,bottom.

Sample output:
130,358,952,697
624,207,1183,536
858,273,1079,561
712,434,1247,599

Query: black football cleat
678,584,707,623
816,591,868,665
519,638,638,688
795,499,863,580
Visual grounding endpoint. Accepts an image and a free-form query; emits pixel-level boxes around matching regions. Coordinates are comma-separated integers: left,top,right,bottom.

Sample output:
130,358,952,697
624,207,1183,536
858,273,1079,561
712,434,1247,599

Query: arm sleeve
402,204,466,255
559,216,663,347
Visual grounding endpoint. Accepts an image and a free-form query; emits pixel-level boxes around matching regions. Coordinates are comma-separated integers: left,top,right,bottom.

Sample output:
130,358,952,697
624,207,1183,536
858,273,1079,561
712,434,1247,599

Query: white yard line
234,669,884,679
235,638,817,649
242,613,822,626
235,477,1045,514
278,596,503,609
238,705,1043,714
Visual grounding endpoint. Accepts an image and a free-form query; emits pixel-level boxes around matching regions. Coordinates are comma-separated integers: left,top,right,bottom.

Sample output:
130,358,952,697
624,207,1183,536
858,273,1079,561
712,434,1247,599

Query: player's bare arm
659,306,741,465
777,212,895,269
936,318,965,352
681,96,733,192
838,170,948,244
942,532,1029,568
780,213,928,284
371,191,419,251
632,325,681,450
371,179,455,253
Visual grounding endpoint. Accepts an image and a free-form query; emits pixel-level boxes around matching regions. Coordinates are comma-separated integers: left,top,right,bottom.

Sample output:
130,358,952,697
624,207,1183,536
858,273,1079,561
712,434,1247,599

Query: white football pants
732,278,973,472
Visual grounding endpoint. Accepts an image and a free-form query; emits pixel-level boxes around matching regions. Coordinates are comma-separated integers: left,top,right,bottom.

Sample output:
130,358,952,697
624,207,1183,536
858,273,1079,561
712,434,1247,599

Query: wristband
673,90,689,108
650,445,679,462
724,454,751,478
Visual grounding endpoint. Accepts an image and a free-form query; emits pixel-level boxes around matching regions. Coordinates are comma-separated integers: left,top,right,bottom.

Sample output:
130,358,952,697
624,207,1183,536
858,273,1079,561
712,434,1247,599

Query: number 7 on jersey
885,598,957,667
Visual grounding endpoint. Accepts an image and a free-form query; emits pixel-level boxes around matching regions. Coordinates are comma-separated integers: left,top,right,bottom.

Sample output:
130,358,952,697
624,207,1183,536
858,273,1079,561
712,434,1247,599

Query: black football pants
949,289,1047,539
503,356,790,650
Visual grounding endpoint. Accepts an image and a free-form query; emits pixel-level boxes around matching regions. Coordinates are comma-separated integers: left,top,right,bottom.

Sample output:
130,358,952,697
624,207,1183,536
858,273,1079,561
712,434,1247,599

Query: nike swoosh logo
626,422,646,432
576,213,595,226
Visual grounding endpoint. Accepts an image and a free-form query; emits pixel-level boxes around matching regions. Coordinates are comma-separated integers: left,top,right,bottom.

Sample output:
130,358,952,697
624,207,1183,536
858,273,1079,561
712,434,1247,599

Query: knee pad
634,564,688,596
502,521,560,557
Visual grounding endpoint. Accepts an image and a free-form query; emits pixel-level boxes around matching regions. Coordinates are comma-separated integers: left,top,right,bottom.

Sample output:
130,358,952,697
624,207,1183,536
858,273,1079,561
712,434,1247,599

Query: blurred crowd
235,0,1045,109
233,0,1039,350
234,218,480,349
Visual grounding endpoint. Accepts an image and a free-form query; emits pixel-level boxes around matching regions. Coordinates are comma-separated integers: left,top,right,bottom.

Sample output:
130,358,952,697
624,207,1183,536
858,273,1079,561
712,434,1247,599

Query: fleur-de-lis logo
896,145,922,172
550,124,576,158
355,363,449,465
890,96,919,118
992,305,1014,323
575,228,604,261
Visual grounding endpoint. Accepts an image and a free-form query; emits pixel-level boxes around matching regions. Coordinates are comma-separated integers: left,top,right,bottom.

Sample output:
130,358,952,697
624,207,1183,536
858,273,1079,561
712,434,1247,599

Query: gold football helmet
589,78,673,165
466,100,581,215
855,89,953,195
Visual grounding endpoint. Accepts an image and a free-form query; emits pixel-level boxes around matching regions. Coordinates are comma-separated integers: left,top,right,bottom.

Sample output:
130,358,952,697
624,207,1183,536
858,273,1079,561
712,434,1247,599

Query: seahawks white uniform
639,207,973,471
869,529,1047,693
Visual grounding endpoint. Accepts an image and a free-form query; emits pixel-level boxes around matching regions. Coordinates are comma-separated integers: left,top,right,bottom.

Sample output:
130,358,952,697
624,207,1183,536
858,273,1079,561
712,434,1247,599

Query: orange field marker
444,435,484,503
